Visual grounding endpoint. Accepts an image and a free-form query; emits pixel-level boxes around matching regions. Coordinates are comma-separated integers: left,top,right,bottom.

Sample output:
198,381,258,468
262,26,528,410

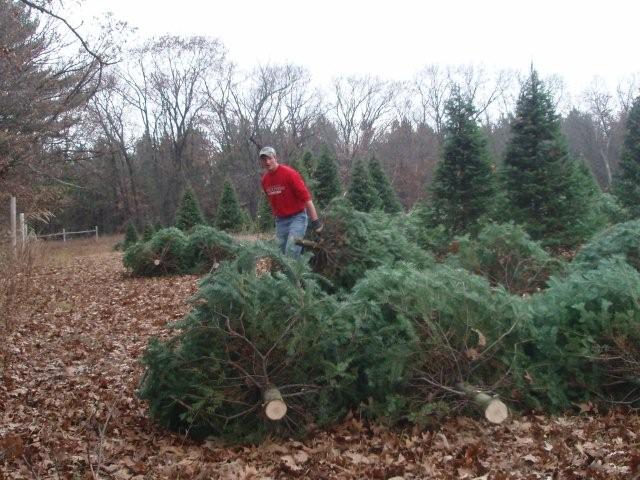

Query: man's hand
310,218,323,233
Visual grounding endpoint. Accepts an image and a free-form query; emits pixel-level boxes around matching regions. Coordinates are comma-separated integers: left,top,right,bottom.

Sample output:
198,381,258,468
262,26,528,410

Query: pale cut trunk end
457,383,509,424
263,386,287,421
482,396,509,424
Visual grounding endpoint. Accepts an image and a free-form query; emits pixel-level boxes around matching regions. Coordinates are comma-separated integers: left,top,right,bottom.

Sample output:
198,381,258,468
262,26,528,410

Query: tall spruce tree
614,96,640,218
347,159,378,212
428,87,496,235
368,156,402,214
501,70,596,246
175,187,205,231
313,146,342,209
215,180,244,232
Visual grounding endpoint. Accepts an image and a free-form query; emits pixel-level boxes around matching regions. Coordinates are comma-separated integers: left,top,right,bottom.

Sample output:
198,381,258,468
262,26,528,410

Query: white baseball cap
259,146,276,158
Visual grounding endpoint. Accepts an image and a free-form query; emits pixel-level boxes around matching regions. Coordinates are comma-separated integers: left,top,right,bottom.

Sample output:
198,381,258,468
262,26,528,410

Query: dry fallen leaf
0,434,24,461
1,243,639,480
293,450,309,464
280,454,302,472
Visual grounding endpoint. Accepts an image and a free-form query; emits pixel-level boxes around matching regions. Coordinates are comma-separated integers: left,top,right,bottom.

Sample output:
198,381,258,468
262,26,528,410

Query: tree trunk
456,383,509,424
294,238,321,250
262,386,287,421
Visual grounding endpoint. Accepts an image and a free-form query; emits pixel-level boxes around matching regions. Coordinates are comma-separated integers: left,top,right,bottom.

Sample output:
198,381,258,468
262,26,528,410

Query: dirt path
1,242,639,479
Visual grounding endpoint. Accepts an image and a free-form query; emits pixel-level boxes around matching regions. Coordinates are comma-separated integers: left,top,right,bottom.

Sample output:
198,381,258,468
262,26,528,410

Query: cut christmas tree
297,200,433,290
139,244,350,443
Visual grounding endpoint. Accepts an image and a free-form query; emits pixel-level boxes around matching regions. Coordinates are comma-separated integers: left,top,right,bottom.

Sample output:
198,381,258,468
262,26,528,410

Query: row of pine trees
426,69,640,247
138,146,405,237
300,69,640,248
126,69,640,248
124,180,248,246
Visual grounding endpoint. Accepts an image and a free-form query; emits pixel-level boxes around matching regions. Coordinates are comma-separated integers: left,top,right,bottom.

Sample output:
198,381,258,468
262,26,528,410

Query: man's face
260,154,278,172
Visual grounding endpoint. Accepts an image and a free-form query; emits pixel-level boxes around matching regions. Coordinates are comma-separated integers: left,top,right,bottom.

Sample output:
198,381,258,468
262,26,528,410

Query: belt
276,210,305,220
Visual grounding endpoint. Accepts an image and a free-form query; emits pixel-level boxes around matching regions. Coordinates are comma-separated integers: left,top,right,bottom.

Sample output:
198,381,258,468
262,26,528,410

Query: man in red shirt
260,146,323,257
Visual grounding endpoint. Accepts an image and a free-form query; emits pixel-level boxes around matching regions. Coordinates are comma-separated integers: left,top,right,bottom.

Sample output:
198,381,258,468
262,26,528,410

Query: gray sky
78,0,638,94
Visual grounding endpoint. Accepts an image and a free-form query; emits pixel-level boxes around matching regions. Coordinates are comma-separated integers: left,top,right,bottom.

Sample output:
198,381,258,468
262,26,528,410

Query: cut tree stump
294,238,321,250
263,386,287,421
457,382,509,424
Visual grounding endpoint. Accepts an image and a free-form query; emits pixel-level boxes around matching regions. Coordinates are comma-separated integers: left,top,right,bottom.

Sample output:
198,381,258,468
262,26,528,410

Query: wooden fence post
10,196,17,250
95,226,99,240
62,228,66,242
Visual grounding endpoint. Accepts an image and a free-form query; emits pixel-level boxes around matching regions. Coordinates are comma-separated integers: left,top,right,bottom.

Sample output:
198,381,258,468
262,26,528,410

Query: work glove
310,218,323,233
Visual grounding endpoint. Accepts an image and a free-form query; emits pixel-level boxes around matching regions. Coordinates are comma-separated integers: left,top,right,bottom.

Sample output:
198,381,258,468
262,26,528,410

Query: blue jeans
275,211,308,258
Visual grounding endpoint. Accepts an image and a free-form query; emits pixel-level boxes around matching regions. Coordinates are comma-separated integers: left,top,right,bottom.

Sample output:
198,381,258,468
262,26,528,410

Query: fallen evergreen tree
123,227,188,276
516,258,640,410
138,244,350,443
182,225,238,273
336,262,526,426
298,200,433,290
570,219,640,273
397,206,452,259
135,215,640,443
123,226,238,276
138,253,523,441
446,222,563,295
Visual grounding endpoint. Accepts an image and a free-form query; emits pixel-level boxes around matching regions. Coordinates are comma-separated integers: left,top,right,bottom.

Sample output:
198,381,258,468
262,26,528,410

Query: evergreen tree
175,187,205,231
368,155,402,214
614,95,640,218
429,87,496,235
292,151,318,195
570,159,608,236
302,150,316,177
142,223,155,242
347,159,378,212
501,69,596,246
289,156,312,187
256,194,274,232
139,245,346,442
215,180,245,232
124,221,138,247
313,146,342,209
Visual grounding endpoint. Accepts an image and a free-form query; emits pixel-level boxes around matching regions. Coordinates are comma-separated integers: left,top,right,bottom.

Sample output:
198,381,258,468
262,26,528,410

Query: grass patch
40,235,122,267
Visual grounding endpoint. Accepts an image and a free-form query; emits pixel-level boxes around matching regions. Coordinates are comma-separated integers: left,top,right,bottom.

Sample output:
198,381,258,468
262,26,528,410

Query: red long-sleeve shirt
261,165,311,217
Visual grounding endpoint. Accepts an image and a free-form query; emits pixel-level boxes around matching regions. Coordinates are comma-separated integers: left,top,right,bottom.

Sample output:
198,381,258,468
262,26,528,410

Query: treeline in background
1,0,639,236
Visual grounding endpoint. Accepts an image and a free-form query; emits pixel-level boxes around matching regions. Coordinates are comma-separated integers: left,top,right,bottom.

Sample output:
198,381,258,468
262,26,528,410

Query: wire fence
36,226,99,242
6,196,100,249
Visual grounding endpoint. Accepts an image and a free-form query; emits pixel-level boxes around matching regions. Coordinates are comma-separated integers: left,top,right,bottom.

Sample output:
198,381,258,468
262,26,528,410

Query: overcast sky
77,0,638,95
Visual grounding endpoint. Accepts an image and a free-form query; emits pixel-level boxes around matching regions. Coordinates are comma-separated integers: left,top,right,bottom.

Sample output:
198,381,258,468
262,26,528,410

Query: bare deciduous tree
87,75,144,223
581,78,618,187
413,65,450,134
222,64,320,152
616,74,640,113
203,63,323,211
145,36,226,177
413,64,513,134
451,65,513,124
332,75,400,164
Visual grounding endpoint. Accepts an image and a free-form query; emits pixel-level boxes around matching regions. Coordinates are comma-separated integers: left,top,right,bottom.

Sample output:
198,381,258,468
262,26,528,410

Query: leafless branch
17,0,112,66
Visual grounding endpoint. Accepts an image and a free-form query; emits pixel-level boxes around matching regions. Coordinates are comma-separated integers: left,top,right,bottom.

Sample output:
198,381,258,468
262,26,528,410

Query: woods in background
1,0,639,237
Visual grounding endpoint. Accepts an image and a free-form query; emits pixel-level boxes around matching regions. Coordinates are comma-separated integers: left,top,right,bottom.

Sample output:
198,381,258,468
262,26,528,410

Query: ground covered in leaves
1,239,639,479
